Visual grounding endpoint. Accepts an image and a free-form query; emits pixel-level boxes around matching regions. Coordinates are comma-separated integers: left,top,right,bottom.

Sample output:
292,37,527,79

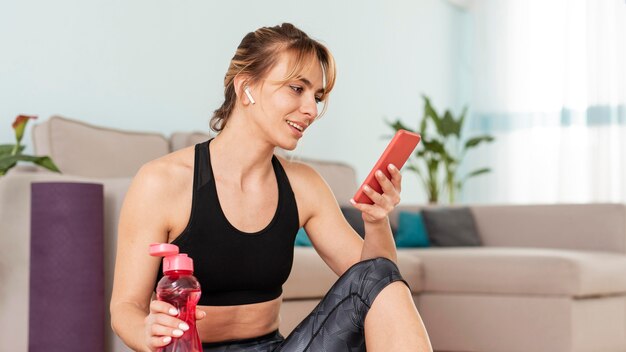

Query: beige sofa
2,116,626,352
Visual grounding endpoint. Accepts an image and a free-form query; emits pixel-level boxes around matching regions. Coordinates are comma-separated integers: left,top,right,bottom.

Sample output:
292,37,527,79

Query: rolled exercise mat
29,182,104,352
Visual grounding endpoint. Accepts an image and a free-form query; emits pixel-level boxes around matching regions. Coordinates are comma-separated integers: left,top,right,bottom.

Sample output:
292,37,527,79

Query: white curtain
460,0,626,204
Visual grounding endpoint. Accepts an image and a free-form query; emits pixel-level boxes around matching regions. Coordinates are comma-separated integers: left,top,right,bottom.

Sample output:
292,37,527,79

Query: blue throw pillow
294,227,313,246
394,211,430,248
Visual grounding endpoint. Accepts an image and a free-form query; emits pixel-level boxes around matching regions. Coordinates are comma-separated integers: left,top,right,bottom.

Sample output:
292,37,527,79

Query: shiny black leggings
202,257,407,352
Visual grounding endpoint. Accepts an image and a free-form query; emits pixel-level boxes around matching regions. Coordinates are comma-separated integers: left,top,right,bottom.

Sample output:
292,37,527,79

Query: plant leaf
0,144,25,156
421,138,446,156
422,95,442,131
385,119,415,133
458,105,469,135
445,155,458,166
440,110,460,138
406,162,429,190
463,167,491,181
0,161,16,175
0,155,19,170
464,135,495,149
406,163,419,173
426,157,440,176
0,154,61,173
33,156,61,172
419,116,427,136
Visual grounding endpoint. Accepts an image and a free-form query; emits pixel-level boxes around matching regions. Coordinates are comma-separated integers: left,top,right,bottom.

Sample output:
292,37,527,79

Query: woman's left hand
350,164,402,223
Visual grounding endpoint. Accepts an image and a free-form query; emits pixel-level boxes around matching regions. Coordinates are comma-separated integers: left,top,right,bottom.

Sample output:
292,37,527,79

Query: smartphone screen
352,130,421,204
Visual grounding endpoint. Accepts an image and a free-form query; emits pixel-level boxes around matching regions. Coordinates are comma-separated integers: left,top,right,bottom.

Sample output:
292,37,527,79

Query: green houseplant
386,95,494,204
0,115,60,176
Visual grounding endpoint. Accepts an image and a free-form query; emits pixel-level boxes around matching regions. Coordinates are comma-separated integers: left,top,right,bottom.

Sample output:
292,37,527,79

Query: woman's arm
289,162,402,276
110,162,194,352
351,164,402,263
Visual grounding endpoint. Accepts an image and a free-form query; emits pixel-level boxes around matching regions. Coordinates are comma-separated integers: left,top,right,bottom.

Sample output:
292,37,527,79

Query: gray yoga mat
29,182,104,352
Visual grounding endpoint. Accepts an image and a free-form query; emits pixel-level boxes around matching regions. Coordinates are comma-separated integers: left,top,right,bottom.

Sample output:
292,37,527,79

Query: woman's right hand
144,300,206,351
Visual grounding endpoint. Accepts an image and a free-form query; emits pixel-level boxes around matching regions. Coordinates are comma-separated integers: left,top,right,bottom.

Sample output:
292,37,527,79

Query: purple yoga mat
29,182,104,352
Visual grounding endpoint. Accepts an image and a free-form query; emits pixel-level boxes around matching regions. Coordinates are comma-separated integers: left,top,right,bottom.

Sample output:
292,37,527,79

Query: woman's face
248,52,325,150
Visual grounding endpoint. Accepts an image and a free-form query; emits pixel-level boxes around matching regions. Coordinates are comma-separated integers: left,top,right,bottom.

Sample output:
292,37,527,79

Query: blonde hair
211,23,336,132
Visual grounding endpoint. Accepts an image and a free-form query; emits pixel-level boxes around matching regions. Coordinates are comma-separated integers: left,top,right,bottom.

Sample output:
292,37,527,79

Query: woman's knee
365,257,399,272
352,257,401,280
342,257,408,306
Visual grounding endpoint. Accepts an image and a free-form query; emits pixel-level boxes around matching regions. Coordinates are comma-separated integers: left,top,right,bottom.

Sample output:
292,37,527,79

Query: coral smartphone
353,130,421,204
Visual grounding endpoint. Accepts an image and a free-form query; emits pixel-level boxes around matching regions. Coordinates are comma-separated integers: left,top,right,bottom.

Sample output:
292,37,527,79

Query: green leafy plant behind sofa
386,95,494,204
0,115,60,176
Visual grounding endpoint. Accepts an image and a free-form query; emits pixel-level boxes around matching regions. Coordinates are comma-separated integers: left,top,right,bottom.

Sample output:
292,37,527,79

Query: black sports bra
156,139,300,306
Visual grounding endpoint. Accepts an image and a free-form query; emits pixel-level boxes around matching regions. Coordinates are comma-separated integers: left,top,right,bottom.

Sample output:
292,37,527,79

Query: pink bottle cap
149,243,194,274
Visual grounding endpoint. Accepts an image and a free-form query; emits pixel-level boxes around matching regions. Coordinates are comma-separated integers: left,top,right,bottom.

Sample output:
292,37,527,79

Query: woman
110,23,432,352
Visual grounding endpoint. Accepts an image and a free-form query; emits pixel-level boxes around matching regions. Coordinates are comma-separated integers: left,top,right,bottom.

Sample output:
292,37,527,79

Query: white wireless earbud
244,86,256,105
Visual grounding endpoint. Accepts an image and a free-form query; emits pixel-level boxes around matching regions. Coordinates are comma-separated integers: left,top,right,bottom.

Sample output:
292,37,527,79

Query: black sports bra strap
196,140,211,189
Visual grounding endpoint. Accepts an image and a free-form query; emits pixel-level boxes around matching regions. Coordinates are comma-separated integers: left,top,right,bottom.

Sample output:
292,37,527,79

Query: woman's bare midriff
196,295,283,343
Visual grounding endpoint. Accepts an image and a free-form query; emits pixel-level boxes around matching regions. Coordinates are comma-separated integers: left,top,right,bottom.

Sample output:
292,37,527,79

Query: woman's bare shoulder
130,146,196,196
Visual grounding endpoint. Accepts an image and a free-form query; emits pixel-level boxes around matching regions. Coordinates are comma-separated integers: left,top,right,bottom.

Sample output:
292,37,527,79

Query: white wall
0,0,468,204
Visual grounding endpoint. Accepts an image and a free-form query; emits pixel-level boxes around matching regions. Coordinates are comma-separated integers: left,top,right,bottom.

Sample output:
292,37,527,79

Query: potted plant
386,95,494,203
0,115,60,176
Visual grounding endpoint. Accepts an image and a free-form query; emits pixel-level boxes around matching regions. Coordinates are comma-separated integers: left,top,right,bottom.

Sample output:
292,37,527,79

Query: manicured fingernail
376,170,383,177
169,308,178,316
388,164,396,170
163,336,172,344
350,199,356,205
172,329,183,337
179,322,189,331
364,185,371,191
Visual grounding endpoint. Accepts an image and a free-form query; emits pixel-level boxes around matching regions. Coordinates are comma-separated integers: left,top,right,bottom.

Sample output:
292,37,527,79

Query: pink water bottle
150,243,202,352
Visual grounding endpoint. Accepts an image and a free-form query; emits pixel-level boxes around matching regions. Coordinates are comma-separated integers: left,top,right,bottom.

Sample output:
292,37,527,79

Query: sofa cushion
32,116,169,178
402,247,626,297
422,207,482,246
283,247,424,299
